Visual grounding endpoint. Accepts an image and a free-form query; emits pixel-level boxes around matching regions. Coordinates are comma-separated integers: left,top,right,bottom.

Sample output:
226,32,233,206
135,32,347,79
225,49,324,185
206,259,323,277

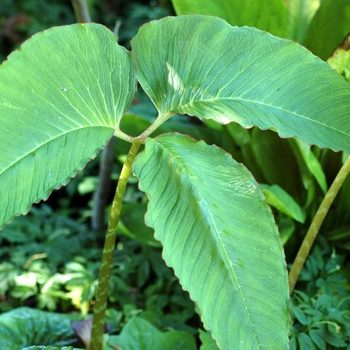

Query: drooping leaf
261,184,305,223
0,23,136,227
302,0,350,60
107,317,196,350
293,139,327,194
199,330,219,350
133,133,290,350
171,0,288,37
131,15,350,154
0,307,79,349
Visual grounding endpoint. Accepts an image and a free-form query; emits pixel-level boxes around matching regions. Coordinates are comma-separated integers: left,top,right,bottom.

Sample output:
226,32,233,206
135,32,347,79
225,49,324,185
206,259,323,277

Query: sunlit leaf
133,133,289,349
0,23,136,227
131,15,350,154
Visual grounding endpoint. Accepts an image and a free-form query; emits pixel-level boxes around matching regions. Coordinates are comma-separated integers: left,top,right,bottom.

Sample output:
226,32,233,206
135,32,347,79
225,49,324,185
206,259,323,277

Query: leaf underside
0,23,136,227
131,15,350,154
133,133,290,350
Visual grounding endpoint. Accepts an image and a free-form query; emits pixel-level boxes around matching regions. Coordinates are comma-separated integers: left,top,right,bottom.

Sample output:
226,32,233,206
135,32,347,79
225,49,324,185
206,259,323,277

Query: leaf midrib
0,126,112,175
163,146,261,347
175,96,344,135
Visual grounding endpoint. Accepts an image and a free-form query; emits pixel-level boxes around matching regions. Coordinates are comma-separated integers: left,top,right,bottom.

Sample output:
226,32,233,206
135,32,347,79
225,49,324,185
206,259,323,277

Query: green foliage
171,0,288,37
1,2,350,349
172,0,350,58
107,317,196,350
0,307,78,349
133,134,289,348
0,23,136,227
131,16,350,153
0,205,95,312
290,241,350,349
22,347,82,350
0,204,196,328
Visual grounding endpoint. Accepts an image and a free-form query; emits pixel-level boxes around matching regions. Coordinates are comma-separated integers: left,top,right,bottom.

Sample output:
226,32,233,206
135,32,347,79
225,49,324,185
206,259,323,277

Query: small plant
290,240,350,349
1,2,350,349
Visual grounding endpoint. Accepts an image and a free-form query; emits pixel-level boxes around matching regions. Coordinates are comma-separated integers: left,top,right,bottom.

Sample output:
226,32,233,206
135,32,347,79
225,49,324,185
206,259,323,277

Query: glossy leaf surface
131,15,350,154
133,133,289,349
0,23,136,227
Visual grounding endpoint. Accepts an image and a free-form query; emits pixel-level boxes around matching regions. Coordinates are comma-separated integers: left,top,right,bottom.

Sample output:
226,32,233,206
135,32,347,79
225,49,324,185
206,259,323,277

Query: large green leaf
108,317,196,350
133,133,289,349
0,307,78,349
171,0,288,37
131,15,350,154
302,0,350,60
0,23,136,227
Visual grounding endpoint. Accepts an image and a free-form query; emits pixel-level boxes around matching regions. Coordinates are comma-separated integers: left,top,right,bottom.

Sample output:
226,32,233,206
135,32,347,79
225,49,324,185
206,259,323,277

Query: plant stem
90,19,135,231
71,0,91,22
92,137,117,231
90,141,141,350
138,111,174,139
288,155,350,295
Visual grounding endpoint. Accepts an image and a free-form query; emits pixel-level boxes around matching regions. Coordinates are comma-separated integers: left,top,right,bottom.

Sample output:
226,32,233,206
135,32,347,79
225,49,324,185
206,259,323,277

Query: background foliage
0,0,350,349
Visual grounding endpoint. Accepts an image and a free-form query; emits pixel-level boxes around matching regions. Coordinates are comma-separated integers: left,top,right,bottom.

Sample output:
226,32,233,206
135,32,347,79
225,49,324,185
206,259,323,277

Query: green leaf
171,0,288,37
22,347,82,350
0,23,136,227
302,0,350,60
0,307,78,349
107,317,196,350
199,330,219,350
133,133,289,349
120,203,161,247
298,333,316,350
327,33,350,82
261,184,305,223
293,139,327,193
309,329,326,350
131,15,350,153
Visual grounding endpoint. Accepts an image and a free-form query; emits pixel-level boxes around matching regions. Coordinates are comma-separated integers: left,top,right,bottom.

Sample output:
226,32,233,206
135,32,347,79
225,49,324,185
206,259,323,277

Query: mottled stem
288,155,350,295
90,141,141,350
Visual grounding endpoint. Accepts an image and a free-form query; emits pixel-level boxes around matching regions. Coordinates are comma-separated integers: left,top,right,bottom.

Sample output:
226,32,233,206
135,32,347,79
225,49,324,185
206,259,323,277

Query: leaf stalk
288,155,350,295
90,140,141,350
